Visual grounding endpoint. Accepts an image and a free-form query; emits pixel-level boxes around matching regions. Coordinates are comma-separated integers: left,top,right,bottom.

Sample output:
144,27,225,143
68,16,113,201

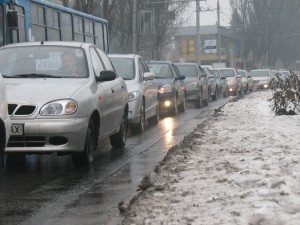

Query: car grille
8,104,37,116
7,136,45,147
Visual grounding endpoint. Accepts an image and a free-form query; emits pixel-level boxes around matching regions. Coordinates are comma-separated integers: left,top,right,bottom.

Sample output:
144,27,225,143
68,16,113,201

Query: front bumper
252,81,269,90
6,117,89,153
158,94,176,113
227,83,237,94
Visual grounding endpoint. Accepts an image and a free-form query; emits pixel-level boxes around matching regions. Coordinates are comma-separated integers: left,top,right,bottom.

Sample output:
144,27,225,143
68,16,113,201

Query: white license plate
10,124,24,136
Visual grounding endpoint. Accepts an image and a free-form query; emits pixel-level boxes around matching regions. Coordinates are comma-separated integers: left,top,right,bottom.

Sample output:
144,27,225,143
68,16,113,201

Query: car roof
174,62,198,66
108,54,138,59
147,60,172,64
1,41,89,49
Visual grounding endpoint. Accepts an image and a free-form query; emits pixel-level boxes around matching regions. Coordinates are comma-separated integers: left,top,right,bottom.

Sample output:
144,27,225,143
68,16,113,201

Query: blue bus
1,0,109,52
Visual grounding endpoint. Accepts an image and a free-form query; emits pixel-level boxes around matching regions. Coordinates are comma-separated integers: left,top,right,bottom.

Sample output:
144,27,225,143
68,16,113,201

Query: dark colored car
175,62,210,108
147,61,186,115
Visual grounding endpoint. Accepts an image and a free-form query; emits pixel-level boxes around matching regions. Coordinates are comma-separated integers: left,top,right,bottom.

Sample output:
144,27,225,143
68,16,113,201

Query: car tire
171,97,178,116
208,88,212,102
223,86,228,98
195,90,203,108
179,96,186,112
203,90,209,106
149,101,160,125
110,111,127,148
131,102,145,133
72,119,95,166
212,86,217,101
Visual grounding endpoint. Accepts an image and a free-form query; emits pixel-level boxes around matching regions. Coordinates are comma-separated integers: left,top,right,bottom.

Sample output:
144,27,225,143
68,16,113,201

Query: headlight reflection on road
162,117,174,148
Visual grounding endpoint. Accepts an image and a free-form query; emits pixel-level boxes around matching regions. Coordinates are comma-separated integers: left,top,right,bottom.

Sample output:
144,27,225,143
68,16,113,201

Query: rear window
148,63,173,78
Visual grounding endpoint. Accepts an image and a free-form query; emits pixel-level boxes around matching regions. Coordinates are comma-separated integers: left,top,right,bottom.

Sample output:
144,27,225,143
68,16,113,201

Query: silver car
219,68,243,96
0,73,10,169
175,62,210,107
109,54,159,133
1,42,128,166
238,70,253,93
202,66,217,101
249,69,271,91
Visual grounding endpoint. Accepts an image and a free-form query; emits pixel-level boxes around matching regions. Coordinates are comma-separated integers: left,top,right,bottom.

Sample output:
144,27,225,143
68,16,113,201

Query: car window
176,65,197,77
138,59,146,80
249,70,270,77
110,57,134,80
220,69,235,77
90,47,105,77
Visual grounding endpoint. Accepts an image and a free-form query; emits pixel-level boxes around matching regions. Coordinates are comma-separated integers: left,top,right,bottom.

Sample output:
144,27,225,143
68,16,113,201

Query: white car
109,54,159,133
249,69,271,91
0,73,10,169
219,68,243,96
1,42,128,166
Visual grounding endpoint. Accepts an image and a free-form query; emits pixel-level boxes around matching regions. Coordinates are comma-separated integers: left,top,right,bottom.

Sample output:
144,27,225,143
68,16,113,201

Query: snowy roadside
120,91,300,225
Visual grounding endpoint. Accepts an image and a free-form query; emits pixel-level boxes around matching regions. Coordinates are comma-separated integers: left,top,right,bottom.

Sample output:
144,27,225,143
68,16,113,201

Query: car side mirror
96,70,116,82
247,75,251,78
175,75,185,80
221,76,226,80
200,73,207,78
143,72,155,81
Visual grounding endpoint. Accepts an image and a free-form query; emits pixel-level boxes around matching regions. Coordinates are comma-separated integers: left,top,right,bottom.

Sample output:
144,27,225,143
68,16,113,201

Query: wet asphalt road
0,97,230,225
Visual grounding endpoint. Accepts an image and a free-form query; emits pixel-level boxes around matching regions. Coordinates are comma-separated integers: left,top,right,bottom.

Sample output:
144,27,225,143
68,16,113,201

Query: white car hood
252,77,270,81
5,78,89,104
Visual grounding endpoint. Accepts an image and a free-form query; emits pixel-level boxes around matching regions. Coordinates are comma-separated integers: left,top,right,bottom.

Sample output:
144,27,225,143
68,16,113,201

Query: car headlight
128,91,138,102
40,99,77,115
186,82,198,88
159,84,172,94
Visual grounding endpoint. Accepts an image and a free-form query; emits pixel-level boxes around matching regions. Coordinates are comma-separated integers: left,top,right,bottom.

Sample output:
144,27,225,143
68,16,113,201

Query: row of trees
62,0,189,60
230,0,300,70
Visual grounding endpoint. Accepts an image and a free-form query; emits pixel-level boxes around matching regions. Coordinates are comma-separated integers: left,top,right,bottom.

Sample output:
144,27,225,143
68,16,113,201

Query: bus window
60,12,72,41
84,19,94,44
74,16,84,42
6,5,25,44
31,4,46,41
103,24,108,53
95,22,103,50
46,8,60,41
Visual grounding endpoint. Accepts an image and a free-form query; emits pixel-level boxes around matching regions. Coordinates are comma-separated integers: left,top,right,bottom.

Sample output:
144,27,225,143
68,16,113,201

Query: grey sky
182,0,232,27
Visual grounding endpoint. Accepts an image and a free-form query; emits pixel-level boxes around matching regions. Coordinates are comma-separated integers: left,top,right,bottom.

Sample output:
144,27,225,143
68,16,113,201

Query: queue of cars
0,41,267,168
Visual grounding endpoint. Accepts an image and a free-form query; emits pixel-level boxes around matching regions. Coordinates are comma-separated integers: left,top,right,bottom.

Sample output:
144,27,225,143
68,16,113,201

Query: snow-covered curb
119,91,300,225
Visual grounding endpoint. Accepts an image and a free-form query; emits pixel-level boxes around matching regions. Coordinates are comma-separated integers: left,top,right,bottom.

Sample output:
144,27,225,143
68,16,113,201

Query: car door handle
111,88,114,93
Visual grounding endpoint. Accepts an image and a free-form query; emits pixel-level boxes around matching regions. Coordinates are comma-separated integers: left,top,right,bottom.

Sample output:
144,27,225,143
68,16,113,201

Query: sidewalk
120,91,300,225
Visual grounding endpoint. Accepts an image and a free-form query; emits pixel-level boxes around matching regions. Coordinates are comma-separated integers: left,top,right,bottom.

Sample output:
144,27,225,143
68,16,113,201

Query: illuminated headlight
164,100,171,107
40,99,77,115
186,82,197,88
159,84,172,94
264,84,268,88
229,88,233,92
128,91,138,102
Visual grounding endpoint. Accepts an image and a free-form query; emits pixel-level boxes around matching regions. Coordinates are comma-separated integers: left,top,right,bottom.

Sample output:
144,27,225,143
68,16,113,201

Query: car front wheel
110,111,127,148
72,119,95,167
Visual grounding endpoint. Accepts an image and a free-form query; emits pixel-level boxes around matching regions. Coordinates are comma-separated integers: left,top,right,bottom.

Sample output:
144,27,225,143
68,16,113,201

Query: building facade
174,25,242,68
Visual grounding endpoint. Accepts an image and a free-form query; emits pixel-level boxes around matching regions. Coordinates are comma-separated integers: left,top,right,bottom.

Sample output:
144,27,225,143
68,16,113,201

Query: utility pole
217,0,221,63
132,0,137,54
196,0,201,65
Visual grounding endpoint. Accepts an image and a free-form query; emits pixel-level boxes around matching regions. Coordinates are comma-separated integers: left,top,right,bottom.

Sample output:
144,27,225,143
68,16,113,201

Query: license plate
10,124,24,136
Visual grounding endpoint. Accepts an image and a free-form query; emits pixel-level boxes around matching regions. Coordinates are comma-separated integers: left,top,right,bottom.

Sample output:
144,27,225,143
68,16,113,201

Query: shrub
268,71,300,115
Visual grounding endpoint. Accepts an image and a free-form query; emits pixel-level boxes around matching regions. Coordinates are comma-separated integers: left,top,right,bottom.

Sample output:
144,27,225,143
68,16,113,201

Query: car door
90,47,115,136
96,48,126,130
138,57,155,118
172,64,185,103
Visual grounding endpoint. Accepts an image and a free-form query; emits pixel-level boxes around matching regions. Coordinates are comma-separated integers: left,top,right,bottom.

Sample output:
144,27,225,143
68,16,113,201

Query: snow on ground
121,91,300,225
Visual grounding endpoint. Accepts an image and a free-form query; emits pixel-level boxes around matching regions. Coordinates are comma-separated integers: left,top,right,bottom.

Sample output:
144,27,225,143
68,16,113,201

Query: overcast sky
182,0,232,27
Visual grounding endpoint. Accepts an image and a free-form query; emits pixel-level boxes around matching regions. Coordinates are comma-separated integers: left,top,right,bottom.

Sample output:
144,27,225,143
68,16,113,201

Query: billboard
205,40,217,54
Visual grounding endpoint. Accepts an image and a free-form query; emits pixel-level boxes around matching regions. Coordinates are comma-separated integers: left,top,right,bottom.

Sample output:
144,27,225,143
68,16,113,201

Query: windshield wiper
13,74,62,78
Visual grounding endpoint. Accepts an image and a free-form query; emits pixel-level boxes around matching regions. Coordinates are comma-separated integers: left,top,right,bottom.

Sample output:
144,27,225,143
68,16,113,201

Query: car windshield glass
148,63,173,78
176,65,197,77
110,58,134,80
249,70,270,77
238,71,246,77
0,46,88,78
220,69,235,77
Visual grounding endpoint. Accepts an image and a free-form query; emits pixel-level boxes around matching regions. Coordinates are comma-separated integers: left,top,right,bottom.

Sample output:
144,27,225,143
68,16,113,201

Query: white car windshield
250,70,270,77
0,46,88,78
176,65,197,77
110,58,135,80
